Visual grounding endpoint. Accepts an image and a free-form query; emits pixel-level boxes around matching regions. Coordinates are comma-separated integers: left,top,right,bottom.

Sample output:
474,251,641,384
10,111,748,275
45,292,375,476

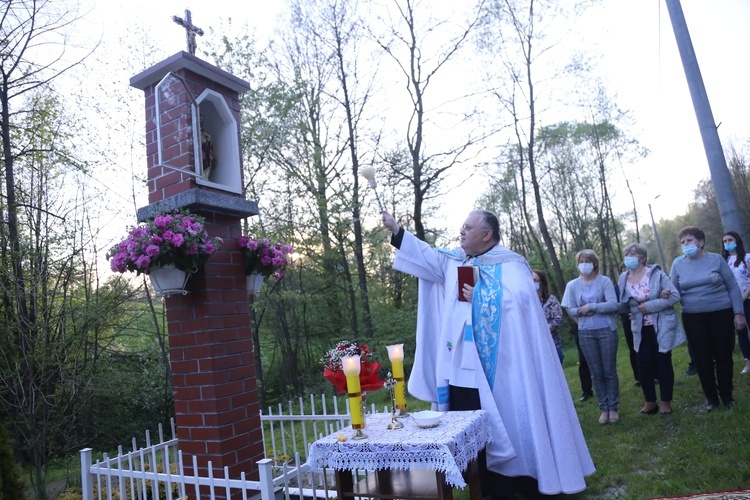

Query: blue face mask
534,282,540,291
578,262,594,276
624,256,640,270
725,243,737,252
682,244,699,258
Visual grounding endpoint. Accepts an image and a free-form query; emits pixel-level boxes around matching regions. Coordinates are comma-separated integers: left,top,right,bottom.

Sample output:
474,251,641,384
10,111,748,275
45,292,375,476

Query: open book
457,265,479,302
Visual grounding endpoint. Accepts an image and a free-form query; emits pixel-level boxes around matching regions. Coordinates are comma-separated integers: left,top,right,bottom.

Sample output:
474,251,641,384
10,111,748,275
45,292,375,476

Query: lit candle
386,344,407,409
341,355,364,429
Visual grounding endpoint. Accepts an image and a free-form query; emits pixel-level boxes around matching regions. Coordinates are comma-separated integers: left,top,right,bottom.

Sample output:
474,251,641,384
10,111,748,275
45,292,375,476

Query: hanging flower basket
150,264,191,297
107,210,222,297
237,235,294,280
246,272,264,295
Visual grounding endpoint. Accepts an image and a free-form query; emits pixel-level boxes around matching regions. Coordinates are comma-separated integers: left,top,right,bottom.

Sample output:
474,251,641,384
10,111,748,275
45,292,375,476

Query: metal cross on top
172,9,204,55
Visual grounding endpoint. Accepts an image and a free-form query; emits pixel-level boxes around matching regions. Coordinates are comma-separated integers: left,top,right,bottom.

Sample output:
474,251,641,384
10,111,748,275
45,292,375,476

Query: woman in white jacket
618,243,686,416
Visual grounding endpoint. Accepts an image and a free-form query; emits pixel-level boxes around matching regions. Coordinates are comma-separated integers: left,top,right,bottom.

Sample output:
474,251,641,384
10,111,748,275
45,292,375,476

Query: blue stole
471,261,503,390
436,245,526,391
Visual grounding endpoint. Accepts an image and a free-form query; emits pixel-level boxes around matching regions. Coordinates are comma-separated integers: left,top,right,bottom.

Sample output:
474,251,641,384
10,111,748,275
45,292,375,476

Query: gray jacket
617,265,686,353
561,275,618,331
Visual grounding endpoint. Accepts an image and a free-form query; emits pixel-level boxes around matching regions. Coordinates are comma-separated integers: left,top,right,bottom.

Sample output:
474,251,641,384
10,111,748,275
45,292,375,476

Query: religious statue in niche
200,114,217,180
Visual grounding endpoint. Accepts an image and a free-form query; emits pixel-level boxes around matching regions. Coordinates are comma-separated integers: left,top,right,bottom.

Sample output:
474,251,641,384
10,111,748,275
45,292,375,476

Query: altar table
306,410,491,500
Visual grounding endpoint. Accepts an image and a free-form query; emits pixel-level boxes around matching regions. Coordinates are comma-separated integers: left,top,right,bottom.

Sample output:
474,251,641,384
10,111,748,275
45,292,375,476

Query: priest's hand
382,211,400,235
462,283,474,302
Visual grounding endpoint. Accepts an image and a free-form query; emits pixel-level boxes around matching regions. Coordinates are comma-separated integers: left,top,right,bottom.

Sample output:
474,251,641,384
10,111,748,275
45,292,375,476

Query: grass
44,333,750,499
454,333,750,499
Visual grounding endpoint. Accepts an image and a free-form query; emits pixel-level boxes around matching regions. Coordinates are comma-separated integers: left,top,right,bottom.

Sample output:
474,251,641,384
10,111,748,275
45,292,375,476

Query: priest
382,209,594,497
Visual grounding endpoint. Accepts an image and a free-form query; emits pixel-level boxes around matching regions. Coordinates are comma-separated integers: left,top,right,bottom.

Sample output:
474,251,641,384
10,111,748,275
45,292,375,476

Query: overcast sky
84,0,750,240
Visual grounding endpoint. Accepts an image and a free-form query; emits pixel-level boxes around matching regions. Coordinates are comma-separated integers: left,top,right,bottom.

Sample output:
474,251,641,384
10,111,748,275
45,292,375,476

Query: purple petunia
237,234,294,280
107,210,222,276
135,255,151,269
145,244,161,257
153,215,173,228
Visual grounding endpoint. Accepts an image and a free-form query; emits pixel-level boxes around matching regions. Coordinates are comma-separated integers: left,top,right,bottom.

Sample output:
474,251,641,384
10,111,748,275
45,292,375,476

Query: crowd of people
562,226,748,418
382,210,749,499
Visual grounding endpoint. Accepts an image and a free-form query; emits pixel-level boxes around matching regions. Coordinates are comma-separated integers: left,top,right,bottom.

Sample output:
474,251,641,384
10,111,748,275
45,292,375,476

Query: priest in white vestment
382,209,595,497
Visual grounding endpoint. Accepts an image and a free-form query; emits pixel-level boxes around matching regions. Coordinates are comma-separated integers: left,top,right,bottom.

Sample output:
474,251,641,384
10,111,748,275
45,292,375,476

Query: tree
321,0,378,338
478,0,573,291
0,419,25,498
0,3,100,495
477,1,644,285
726,142,750,234
372,0,488,241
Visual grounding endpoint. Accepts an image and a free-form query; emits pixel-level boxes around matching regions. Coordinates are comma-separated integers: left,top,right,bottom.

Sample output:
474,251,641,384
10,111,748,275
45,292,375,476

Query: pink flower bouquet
237,235,294,279
107,211,222,275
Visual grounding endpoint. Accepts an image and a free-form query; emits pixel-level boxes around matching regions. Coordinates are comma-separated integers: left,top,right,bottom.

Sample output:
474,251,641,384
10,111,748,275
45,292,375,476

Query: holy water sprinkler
360,167,384,211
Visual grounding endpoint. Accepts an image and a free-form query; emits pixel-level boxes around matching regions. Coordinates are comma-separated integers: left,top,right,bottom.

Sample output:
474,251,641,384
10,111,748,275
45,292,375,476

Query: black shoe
724,399,737,409
638,405,658,415
684,365,698,376
579,393,593,402
705,401,720,412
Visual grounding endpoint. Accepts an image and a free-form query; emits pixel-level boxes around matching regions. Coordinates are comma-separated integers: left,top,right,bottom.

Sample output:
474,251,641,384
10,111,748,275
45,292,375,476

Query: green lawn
455,334,750,499
53,333,750,499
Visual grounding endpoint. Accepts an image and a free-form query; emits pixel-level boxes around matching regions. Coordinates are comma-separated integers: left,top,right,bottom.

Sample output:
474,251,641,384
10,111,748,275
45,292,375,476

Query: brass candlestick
352,392,368,440
385,373,404,430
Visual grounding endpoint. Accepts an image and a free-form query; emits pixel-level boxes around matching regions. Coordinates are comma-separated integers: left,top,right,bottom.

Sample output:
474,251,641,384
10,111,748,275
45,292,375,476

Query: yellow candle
386,344,407,409
345,374,364,428
342,355,364,428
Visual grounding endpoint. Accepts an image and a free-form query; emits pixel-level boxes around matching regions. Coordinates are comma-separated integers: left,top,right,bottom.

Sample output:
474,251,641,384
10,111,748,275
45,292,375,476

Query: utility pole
664,0,746,241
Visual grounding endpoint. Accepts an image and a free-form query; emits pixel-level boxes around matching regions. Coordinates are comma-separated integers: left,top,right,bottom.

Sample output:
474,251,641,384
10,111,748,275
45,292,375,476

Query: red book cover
457,266,478,302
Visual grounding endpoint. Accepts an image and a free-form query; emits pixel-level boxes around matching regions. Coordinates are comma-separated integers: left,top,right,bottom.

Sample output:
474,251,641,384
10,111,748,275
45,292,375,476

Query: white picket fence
80,394,384,500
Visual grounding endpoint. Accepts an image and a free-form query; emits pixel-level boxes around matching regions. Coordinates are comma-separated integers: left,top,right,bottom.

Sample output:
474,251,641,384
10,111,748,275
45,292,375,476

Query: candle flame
341,354,361,376
386,343,404,361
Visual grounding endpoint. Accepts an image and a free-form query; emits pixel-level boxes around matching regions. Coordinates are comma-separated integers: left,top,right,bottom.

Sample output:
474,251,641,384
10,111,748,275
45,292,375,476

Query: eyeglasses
460,224,490,233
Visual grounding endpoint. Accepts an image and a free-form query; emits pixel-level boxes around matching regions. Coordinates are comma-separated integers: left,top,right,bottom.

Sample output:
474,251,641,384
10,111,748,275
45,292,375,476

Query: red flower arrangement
321,341,385,394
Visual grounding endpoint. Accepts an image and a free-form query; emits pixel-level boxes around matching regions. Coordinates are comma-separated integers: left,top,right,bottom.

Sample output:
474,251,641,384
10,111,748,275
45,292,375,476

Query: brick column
131,52,263,480
165,212,263,478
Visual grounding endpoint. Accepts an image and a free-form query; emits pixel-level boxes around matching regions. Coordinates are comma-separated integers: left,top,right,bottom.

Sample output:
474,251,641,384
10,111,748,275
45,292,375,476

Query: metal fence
80,394,382,500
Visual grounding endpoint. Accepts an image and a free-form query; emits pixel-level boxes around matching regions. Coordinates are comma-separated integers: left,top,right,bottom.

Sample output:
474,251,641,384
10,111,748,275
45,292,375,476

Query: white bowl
412,410,443,428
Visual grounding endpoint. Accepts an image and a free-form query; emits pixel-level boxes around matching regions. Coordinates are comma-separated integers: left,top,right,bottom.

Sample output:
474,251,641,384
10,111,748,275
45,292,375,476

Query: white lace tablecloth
306,410,491,488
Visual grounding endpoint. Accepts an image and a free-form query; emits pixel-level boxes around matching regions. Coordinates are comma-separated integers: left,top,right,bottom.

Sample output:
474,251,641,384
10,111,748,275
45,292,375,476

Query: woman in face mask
721,231,750,375
562,249,620,425
533,269,563,364
671,226,747,411
617,243,685,416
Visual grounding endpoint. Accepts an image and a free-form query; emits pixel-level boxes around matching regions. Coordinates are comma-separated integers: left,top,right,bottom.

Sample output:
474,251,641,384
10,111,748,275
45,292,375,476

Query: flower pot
149,265,190,297
246,272,264,295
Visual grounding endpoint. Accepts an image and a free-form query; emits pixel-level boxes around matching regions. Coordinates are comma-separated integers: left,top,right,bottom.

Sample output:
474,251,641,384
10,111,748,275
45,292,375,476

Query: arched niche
195,89,242,194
